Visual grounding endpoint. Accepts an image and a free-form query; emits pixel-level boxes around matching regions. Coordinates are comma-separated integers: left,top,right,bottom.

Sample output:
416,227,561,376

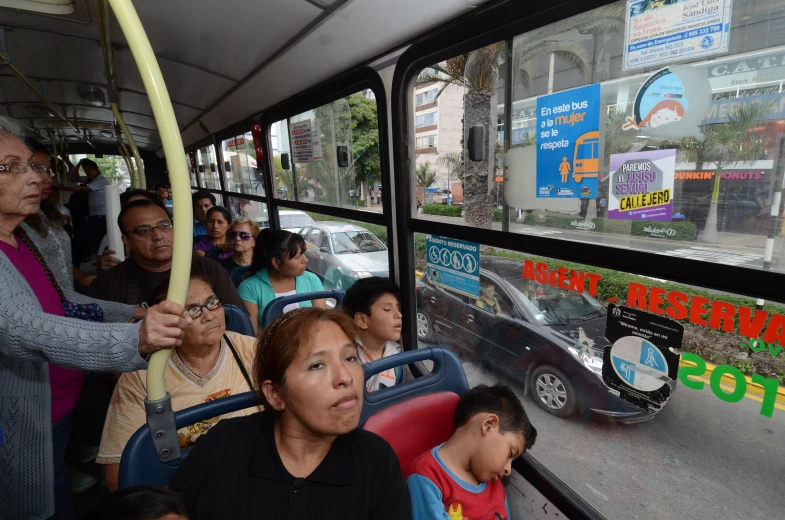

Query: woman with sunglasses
218,218,260,287
97,274,260,492
194,206,233,260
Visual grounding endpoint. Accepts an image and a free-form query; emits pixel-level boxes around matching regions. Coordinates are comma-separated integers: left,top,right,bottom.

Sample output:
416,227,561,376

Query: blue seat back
118,391,259,488
360,346,469,425
224,304,255,336
260,289,345,327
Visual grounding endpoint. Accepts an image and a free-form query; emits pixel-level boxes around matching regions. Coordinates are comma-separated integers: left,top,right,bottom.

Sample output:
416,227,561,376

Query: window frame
259,66,396,281
391,0,785,361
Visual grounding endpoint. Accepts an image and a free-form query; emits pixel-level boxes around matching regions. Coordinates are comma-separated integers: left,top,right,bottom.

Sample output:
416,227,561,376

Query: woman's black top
170,411,411,520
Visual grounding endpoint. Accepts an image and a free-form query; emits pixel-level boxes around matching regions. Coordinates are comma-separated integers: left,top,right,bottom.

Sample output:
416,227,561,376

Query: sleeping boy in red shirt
407,384,538,520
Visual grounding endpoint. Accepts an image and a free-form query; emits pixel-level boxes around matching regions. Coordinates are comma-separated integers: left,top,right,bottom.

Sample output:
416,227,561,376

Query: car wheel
416,310,434,342
529,365,576,418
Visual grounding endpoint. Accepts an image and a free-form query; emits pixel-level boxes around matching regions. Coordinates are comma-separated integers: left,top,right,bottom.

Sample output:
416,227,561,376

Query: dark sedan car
416,256,661,423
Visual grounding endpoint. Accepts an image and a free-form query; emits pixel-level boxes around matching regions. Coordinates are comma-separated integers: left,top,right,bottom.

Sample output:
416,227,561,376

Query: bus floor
69,376,114,518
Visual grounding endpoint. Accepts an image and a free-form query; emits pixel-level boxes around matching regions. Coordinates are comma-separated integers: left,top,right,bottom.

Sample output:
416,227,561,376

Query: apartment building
413,80,464,191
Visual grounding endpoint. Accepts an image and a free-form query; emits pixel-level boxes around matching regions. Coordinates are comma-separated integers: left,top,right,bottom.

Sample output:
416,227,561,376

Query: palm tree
438,152,464,195
416,161,438,189
416,4,624,229
682,101,774,243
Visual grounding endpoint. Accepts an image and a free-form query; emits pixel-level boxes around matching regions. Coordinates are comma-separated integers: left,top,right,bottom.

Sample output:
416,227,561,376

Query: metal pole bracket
143,392,181,462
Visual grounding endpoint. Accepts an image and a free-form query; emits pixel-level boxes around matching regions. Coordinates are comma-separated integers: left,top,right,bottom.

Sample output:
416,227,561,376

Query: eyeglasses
228,231,252,241
187,297,223,319
0,162,48,174
128,221,174,238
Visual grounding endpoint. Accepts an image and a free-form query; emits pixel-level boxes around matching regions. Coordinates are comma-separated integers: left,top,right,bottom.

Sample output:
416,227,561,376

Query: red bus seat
360,346,469,477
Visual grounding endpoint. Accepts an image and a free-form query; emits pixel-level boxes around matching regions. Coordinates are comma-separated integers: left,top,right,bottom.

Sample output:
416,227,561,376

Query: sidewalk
417,212,784,269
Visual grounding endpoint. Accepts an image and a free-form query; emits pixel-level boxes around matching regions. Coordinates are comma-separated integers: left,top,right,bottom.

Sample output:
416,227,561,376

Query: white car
278,210,314,232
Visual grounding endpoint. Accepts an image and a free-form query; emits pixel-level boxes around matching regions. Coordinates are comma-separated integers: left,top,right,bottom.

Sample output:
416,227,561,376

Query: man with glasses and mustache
88,199,245,309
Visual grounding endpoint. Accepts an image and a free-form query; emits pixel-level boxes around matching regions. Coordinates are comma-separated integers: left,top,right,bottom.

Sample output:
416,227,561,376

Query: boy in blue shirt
408,384,537,520
342,277,403,392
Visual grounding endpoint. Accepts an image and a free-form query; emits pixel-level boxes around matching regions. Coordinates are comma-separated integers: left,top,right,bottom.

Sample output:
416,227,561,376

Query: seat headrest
363,391,460,478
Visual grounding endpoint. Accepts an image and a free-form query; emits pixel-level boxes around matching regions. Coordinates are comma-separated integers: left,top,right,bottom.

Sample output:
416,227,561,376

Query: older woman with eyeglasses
0,116,191,520
218,218,260,287
97,274,260,492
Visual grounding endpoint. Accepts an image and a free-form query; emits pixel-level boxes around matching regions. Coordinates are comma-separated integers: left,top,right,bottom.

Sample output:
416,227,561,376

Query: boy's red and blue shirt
407,444,510,520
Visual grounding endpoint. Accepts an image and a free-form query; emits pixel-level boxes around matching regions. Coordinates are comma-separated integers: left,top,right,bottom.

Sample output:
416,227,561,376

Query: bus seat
260,289,345,327
118,391,259,488
361,346,469,477
224,304,254,336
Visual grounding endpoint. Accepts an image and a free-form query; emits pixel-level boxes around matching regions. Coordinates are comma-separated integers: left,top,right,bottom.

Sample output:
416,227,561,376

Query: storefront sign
675,170,767,181
536,84,601,199
426,236,480,298
623,0,733,71
705,92,785,124
602,304,683,412
226,136,244,150
609,150,676,221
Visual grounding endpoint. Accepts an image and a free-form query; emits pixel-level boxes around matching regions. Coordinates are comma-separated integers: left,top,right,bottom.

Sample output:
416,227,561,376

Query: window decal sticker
536,84,601,199
623,66,711,141
608,150,676,221
603,304,683,412
623,0,733,71
426,236,481,298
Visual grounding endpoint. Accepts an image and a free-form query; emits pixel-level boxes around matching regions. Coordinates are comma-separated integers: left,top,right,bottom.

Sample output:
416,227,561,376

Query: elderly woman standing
0,116,191,520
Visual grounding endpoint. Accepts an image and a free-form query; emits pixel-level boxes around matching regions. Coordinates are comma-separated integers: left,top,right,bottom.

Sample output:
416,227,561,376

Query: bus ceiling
0,0,489,154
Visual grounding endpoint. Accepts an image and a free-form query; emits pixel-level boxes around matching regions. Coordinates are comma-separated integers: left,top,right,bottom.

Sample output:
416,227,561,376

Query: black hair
192,190,216,206
454,384,537,450
120,189,157,208
149,274,217,306
206,205,232,224
82,158,98,170
249,229,305,275
83,486,187,520
118,199,169,235
342,276,400,317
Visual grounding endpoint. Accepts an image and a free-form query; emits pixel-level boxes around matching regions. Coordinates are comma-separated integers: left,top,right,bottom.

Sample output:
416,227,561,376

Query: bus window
221,133,265,197
273,89,383,214
412,0,785,275
409,2,785,518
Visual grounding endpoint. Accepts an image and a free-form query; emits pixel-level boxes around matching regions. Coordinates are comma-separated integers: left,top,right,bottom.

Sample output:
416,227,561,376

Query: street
455,358,785,520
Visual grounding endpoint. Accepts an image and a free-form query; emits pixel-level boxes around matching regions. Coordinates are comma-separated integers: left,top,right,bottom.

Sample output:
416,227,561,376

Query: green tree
88,154,124,183
416,161,437,188
681,101,774,243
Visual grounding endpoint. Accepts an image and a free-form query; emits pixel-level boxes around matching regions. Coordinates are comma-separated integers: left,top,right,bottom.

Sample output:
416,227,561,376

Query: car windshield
332,231,386,254
505,277,606,325
280,215,313,228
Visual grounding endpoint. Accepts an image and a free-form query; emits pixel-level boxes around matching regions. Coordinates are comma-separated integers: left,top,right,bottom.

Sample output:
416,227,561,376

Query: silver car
299,222,389,290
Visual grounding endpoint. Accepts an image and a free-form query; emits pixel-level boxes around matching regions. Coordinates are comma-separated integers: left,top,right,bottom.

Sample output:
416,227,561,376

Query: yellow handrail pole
116,133,137,188
108,0,192,401
112,103,146,189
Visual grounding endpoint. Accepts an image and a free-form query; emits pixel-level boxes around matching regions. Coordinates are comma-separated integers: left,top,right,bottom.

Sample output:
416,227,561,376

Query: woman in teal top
238,230,326,333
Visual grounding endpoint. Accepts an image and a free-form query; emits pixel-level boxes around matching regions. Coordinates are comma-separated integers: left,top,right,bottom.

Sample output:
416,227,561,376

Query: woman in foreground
170,307,411,519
